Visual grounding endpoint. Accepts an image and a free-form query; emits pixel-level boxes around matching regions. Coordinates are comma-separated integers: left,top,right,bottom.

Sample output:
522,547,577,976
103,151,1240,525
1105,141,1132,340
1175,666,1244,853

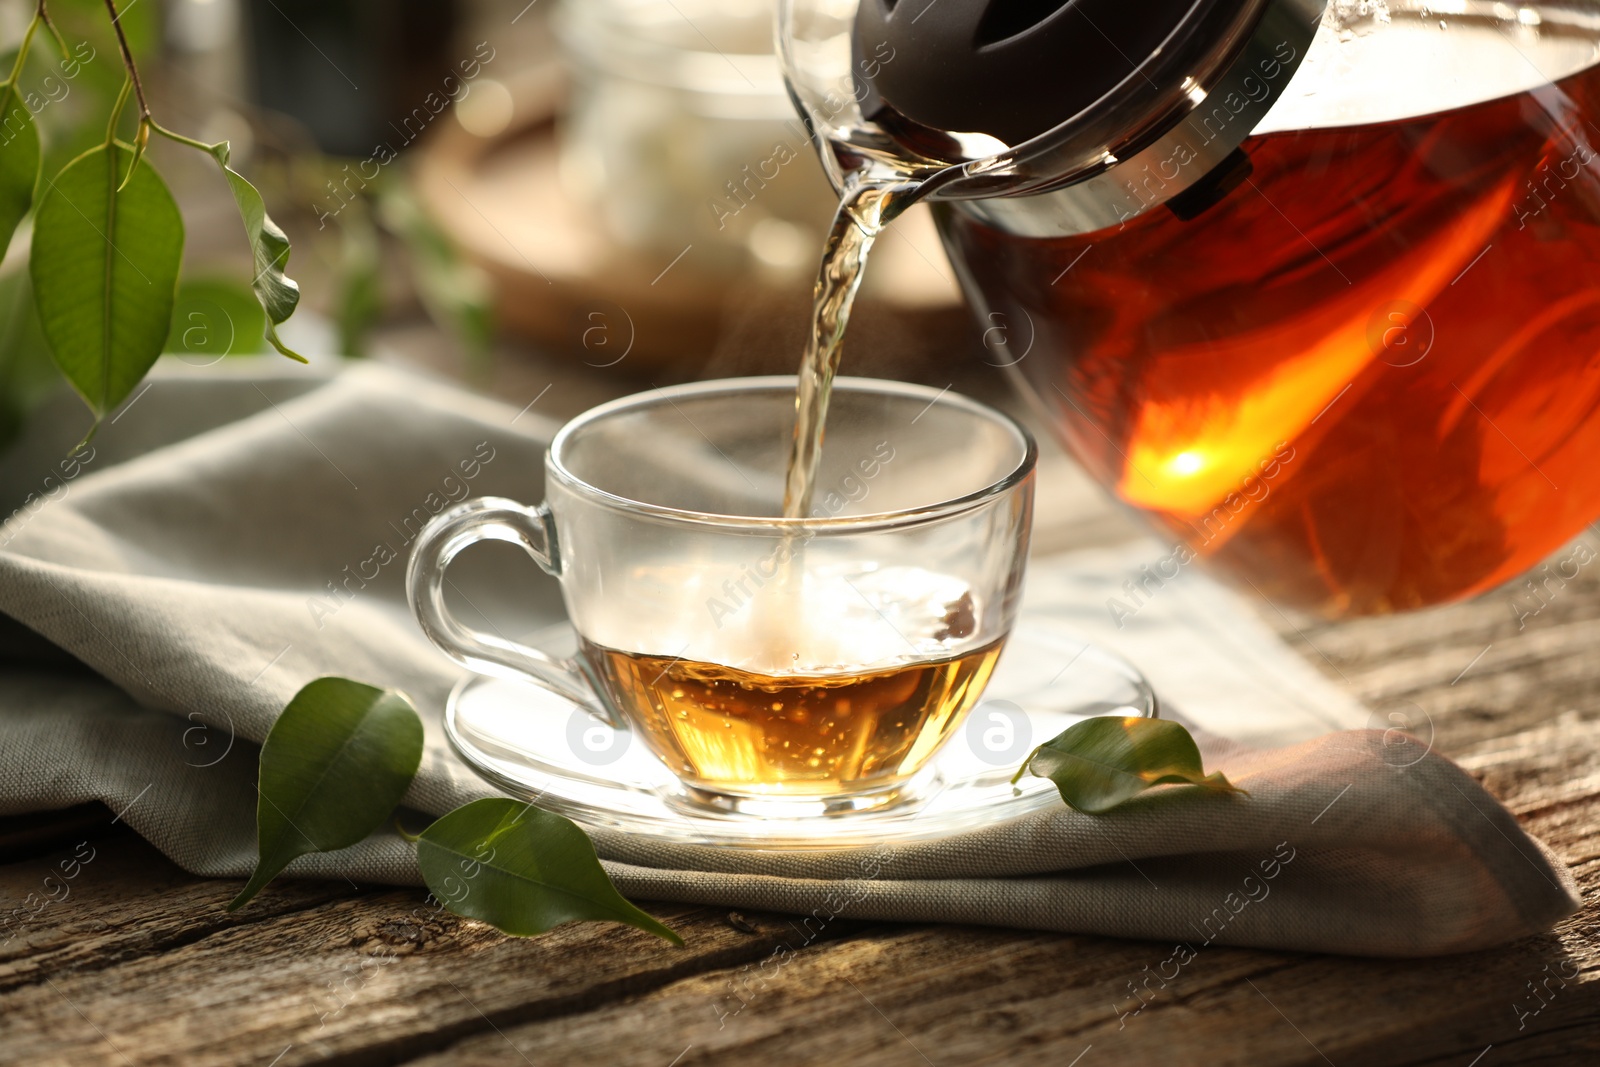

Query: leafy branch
100,0,304,364
98,0,209,182
1,0,306,442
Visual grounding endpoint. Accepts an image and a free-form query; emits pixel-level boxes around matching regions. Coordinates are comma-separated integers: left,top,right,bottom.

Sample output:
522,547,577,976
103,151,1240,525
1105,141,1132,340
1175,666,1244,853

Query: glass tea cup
407,377,1036,814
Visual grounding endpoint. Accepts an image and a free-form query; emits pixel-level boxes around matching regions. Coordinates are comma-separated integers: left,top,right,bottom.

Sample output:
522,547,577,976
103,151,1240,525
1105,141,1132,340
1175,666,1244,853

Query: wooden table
1,348,1596,1066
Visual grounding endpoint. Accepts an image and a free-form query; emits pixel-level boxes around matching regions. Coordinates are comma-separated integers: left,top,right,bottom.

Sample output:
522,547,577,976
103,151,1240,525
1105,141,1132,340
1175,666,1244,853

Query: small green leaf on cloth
417,798,682,945
229,678,425,910
1015,716,1246,814
29,143,183,419
213,146,305,362
0,80,40,261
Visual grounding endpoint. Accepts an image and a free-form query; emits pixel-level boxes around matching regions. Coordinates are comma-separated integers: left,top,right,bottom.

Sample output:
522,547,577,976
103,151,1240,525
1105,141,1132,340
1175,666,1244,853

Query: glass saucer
444,614,1156,849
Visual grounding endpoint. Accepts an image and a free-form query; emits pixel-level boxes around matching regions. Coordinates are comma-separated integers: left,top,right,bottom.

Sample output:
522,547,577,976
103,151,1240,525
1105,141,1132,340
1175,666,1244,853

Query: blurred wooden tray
413,68,968,375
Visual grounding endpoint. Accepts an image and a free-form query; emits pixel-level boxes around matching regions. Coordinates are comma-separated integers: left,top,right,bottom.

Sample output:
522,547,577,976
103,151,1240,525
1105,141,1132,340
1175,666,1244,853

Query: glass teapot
778,0,1600,617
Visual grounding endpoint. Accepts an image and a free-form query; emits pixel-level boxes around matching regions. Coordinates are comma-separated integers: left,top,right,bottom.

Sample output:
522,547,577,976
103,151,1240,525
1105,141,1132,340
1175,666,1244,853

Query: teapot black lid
854,0,1248,147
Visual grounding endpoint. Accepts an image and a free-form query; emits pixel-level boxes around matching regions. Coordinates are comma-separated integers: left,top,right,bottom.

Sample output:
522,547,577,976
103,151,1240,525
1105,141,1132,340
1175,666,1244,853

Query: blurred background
0,0,1012,429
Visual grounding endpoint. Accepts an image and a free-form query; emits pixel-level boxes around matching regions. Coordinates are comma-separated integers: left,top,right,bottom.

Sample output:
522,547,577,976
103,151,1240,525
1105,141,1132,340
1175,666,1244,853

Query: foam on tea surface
582,560,987,675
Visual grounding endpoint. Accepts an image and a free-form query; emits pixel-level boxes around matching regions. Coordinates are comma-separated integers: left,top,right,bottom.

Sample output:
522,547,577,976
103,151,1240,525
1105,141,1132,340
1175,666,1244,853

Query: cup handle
407,497,612,722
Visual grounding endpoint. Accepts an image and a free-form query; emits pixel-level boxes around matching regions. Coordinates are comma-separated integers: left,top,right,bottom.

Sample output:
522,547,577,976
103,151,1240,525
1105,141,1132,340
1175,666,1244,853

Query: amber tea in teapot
939,8,1600,614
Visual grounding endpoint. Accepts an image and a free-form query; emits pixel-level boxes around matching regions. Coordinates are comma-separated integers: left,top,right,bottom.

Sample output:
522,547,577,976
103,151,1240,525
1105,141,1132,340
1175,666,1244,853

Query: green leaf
417,798,682,945
229,678,425,910
0,80,40,261
1017,716,1246,815
216,156,306,363
164,276,268,358
29,143,182,420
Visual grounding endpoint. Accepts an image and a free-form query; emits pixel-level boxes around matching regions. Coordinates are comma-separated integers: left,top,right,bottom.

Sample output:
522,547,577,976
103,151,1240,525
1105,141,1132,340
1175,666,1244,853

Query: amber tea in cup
583,636,1006,796
408,378,1035,813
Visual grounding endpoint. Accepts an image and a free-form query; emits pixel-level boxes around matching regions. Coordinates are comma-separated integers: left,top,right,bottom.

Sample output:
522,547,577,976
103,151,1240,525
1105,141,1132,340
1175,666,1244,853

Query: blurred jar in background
244,0,461,157
554,0,835,279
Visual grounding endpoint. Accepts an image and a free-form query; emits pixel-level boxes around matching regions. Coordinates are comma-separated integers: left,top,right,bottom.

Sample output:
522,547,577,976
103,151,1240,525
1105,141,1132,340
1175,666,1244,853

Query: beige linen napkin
0,359,1578,957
